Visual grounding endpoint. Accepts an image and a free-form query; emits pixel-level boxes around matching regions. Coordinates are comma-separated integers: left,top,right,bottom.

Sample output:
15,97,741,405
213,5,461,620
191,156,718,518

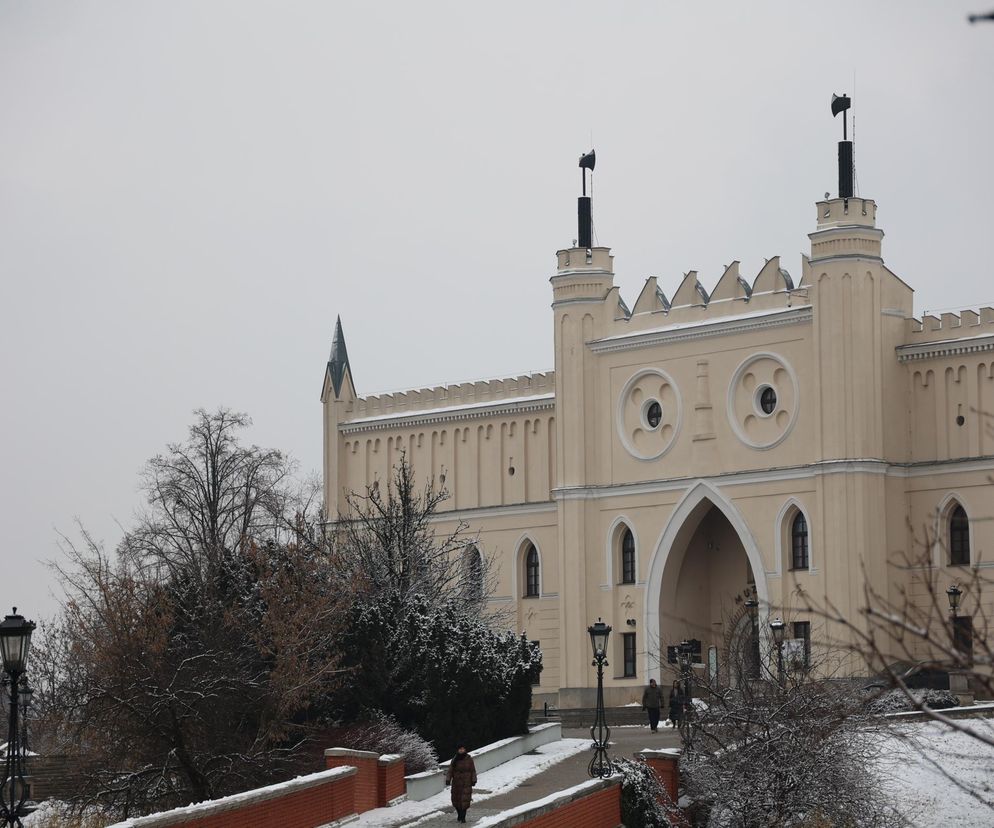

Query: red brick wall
324,754,378,813
117,770,357,828
518,783,621,828
377,758,406,806
644,755,679,803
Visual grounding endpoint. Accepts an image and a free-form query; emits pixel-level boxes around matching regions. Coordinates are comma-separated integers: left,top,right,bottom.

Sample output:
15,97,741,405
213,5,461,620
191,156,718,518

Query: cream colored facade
321,185,994,708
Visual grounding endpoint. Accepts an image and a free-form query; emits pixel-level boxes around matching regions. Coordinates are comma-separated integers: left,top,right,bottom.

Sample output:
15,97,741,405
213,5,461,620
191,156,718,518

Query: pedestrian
445,743,477,823
641,678,665,733
668,680,683,728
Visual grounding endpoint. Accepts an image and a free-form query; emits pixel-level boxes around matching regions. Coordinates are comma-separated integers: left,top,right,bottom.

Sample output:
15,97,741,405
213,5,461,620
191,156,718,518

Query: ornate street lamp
947,584,962,618
769,616,786,688
0,609,36,828
587,618,613,778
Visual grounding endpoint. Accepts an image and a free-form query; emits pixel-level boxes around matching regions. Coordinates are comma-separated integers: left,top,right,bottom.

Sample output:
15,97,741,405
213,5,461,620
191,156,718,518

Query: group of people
641,677,686,733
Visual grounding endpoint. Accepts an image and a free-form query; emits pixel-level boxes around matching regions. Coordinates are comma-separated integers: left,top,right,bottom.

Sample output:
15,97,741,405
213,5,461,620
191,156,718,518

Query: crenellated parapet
903,306,994,338
344,370,556,425
899,307,994,362
589,255,807,350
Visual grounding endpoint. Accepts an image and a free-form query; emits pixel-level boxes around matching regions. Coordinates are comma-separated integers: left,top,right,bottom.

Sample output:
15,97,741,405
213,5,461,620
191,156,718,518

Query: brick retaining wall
475,777,622,828
324,747,379,812
104,766,358,828
377,754,406,806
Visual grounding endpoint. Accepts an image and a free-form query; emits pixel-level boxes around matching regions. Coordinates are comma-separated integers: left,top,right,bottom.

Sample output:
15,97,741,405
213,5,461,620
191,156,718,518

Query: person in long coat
668,680,684,728
445,744,477,823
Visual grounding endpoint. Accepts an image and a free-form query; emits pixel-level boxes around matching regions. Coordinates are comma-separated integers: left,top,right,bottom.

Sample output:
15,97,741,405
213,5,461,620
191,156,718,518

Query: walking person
445,744,477,823
668,680,684,728
641,678,665,733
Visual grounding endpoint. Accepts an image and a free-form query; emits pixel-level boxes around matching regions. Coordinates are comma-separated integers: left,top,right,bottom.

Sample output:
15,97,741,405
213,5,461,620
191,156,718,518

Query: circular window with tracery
617,369,682,460
727,353,798,449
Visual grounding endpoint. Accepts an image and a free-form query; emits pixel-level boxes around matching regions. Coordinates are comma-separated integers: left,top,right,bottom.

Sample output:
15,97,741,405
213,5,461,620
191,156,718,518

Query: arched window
620,527,636,584
790,512,809,570
950,505,970,566
524,543,540,598
464,545,483,601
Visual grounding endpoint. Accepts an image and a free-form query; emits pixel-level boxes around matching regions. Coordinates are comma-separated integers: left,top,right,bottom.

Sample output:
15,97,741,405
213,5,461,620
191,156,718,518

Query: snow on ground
352,738,589,827
876,719,994,827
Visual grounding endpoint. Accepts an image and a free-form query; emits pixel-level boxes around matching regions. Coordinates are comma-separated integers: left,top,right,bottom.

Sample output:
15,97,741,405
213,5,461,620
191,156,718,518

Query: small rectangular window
622,633,637,678
530,640,542,686
793,621,811,669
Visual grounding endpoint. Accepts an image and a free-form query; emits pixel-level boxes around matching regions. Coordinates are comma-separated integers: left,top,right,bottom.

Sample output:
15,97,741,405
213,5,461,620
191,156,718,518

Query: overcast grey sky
2,1,992,621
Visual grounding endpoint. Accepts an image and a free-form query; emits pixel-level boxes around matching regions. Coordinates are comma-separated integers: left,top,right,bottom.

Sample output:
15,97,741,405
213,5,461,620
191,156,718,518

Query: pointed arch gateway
644,481,773,683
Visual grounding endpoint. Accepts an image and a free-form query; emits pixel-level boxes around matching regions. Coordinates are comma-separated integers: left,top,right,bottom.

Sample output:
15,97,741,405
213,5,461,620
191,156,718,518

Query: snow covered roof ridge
347,370,555,422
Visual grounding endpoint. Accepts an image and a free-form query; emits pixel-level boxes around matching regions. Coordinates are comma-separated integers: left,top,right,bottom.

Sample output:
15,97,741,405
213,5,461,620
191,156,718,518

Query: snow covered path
352,738,589,827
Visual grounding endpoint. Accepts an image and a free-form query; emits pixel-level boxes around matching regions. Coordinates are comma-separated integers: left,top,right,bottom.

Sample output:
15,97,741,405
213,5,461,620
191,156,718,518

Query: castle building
321,118,993,708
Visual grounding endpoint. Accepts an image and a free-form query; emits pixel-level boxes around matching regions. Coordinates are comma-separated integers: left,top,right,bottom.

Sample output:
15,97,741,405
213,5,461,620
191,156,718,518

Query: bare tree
676,628,901,827
332,455,498,614
33,410,347,818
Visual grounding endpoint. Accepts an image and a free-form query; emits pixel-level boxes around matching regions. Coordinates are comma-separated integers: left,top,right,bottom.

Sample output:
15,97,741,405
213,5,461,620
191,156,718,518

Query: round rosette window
726,352,799,449
616,368,682,460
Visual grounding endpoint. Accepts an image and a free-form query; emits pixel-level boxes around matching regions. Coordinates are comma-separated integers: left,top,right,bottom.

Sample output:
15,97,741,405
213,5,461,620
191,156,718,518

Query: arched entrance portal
645,482,771,683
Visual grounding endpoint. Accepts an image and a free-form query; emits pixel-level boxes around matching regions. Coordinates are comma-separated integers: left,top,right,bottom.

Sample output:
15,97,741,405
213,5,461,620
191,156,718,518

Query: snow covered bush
330,712,438,773
336,592,542,759
866,687,959,715
616,758,681,828
22,801,111,828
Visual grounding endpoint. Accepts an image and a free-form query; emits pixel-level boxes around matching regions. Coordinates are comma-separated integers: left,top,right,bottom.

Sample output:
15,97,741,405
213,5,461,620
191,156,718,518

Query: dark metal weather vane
832,93,854,200
577,150,595,249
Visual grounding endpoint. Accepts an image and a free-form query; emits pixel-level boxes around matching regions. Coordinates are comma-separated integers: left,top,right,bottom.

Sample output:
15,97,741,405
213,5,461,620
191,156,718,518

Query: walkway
368,724,681,827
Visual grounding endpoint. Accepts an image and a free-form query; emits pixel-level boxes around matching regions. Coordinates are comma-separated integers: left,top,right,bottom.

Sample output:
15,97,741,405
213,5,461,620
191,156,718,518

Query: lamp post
587,618,613,778
946,584,962,618
0,609,36,828
769,616,786,688
676,640,696,750
744,599,759,679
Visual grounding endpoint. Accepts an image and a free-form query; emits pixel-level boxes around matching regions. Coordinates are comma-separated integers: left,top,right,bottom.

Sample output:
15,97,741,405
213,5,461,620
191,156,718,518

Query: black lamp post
947,584,962,618
0,609,36,828
676,640,696,750
587,618,613,778
769,616,786,688
744,599,760,679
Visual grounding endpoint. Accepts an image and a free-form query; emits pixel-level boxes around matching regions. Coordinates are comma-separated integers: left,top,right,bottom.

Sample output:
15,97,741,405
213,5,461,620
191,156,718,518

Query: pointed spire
328,316,352,399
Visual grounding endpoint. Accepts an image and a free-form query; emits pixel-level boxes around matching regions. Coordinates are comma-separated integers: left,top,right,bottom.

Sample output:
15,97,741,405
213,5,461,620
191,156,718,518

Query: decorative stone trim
588,305,811,354
616,367,682,461
897,333,994,362
725,351,799,451
424,500,556,522
551,456,994,500
339,394,554,433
